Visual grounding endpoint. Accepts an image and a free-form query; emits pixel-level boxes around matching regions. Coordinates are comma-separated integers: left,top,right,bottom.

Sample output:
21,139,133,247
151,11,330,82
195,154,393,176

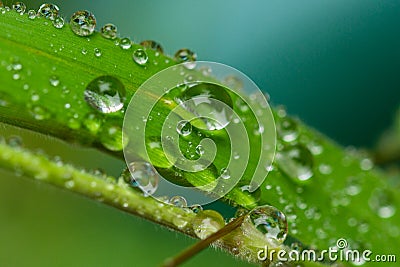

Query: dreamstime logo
257,238,397,264
122,62,276,206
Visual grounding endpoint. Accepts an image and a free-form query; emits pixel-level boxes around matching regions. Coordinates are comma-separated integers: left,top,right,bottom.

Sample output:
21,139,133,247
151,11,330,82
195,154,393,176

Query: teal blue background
1,1,400,266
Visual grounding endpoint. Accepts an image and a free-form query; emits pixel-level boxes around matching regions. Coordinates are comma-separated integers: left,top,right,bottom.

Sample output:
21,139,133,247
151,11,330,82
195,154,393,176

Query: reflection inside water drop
84,75,126,113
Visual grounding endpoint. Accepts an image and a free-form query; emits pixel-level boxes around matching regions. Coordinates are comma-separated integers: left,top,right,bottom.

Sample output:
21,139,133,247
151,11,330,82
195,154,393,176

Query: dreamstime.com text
257,238,396,264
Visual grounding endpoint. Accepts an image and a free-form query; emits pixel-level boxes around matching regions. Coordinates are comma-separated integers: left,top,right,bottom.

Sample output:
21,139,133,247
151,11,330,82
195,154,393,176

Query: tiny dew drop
140,40,164,53
132,49,148,65
27,9,36,19
220,167,231,179
124,162,159,195
278,117,299,142
119,38,132,49
84,75,126,113
176,120,192,136
30,106,51,120
99,123,128,151
369,188,396,219
192,210,225,239
195,144,204,156
345,176,362,196
52,16,64,29
49,75,60,87
70,10,96,37
94,48,102,57
245,205,288,245
174,48,197,69
276,144,314,182
169,196,187,207
101,23,117,39
38,3,59,20
12,2,26,14
190,204,203,213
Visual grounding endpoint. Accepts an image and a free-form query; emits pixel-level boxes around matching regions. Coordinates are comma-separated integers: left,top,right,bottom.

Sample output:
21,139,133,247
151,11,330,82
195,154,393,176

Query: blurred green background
1,0,399,266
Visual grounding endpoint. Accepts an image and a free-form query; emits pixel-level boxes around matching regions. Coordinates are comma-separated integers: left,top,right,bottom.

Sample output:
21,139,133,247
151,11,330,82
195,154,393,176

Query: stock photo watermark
257,238,397,264
123,61,276,206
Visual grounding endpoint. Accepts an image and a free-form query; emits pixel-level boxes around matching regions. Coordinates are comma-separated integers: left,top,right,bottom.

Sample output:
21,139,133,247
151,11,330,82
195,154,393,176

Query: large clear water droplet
178,82,233,130
132,48,148,65
70,10,96,37
125,162,159,195
276,144,314,182
174,48,197,69
38,3,59,20
192,210,225,239
84,75,126,113
246,205,288,244
101,23,117,39
140,40,164,53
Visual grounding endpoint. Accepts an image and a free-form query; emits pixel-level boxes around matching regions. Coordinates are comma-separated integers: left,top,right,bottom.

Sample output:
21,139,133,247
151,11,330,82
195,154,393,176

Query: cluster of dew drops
1,2,398,262
0,1,290,256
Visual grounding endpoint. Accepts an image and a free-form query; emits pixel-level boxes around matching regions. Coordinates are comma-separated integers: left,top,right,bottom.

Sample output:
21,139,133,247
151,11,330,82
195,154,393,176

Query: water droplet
174,48,197,69
178,82,233,130
195,144,204,156
192,210,225,239
278,117,298,142
318,163,332,175
52,16,64,29
169,196,187,207
12,2,26,14
307,141,323,155
27,9,36,19
70,10,96,37
190,204,203,213
84,75,126,113
276,144,314,182
360,158,373,171
30,106,50,120
100,23,117,39
132,49,148,65
38,3,59,20
0,7,5,15
176,120,192,136
124,162,159,195
49,75,59,87
220,167,231,179
369,189,395,218
100,123,127,151
245,205,288,244
94,48,102,57
345,176,362,196
172,215,188,229
119,38,131,49
140,40,163,53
